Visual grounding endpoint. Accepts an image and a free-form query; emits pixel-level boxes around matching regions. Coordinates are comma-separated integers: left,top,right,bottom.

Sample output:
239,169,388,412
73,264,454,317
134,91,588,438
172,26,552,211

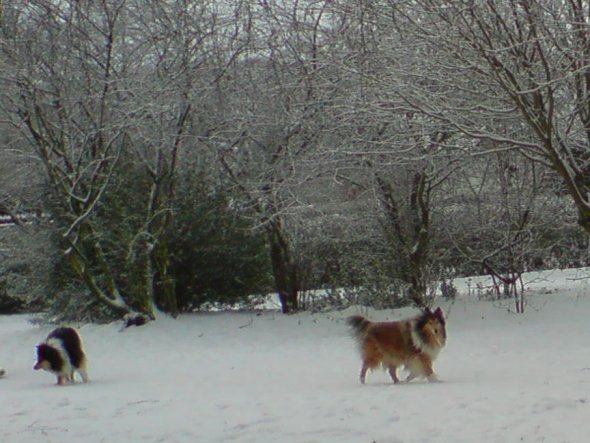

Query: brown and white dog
33,327,89,385
347,307,447,384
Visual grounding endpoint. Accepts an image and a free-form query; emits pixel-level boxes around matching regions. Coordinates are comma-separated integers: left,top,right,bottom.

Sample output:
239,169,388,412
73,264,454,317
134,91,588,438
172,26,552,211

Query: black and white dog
34,327,89,385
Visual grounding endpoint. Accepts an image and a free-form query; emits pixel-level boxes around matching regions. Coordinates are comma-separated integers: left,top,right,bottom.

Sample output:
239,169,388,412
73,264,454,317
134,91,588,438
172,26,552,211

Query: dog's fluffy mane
412,308,446,353
36,343,66,372
46,327,85,368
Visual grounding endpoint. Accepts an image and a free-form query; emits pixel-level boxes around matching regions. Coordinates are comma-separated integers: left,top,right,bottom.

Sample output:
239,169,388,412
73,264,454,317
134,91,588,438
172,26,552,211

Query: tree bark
268,220,299,314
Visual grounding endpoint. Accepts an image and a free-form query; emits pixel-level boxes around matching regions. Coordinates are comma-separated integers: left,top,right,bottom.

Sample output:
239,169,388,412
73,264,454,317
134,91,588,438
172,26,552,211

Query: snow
2,268,590,443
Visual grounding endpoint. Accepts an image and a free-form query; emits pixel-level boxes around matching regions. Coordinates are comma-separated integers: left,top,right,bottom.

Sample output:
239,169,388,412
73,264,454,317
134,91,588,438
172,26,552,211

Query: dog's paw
427,374,442,383
0,367,6,378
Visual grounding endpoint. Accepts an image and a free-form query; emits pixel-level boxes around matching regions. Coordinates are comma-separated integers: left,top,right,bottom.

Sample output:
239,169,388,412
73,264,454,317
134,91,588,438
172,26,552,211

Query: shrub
169,177,271,311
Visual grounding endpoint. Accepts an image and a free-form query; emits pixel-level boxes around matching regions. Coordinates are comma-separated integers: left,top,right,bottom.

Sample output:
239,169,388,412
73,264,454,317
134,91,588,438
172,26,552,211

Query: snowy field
2,268,590,443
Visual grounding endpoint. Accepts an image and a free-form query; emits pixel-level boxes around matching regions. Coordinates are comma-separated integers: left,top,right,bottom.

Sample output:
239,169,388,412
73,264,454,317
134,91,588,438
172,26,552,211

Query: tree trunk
152,239,178,317
377,172,432,308
268,220,299,314
66,224,143,317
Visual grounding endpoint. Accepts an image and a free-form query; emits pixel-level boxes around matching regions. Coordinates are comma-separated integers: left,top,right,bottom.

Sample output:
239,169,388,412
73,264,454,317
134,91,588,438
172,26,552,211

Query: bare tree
384,0,590,234
216,0,339,313
441,146,577,312
0,1,233,319
312,1,468,307
0,2,136,316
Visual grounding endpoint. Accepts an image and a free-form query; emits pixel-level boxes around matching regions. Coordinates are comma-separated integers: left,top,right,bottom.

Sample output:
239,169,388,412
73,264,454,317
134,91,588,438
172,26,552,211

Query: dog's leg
56,375,66,385
427,373,441,383
78,368,89,383
403,353,437,383
415,353,441,383
404,373,417,383
75,357,90,383
360,363,369,384
388,365,400,383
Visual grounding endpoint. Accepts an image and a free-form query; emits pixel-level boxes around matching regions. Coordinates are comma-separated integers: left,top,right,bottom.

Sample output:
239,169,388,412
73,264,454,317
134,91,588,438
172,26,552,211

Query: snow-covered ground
2,268,590,443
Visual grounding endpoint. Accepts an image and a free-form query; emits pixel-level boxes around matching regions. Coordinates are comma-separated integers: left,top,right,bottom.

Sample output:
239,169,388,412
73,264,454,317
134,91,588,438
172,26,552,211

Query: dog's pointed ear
433,307,445,322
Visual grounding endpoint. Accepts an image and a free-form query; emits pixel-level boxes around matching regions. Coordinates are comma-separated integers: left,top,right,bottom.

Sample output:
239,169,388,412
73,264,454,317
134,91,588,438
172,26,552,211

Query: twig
238,317,254,329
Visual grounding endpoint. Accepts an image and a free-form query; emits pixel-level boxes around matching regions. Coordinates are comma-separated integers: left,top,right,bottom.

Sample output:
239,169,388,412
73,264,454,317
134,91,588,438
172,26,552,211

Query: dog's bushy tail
346,315,371,340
